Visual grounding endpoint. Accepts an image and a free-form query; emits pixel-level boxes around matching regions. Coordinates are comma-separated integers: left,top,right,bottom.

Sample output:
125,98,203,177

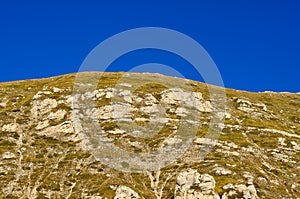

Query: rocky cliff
0,72,299,198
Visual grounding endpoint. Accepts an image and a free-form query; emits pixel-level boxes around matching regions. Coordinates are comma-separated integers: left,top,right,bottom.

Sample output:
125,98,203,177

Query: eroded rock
0,100,7,108
221,177,259,199
114,185,140,199
174,169,220,199
31,98,58,119
2,151,16,159
2,123,20,132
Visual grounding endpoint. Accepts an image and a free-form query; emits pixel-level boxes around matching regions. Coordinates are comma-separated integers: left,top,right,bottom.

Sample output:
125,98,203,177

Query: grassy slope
0,72,299,198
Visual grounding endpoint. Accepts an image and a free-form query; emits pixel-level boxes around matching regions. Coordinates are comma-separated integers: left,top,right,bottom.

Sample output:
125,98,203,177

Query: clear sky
0,0,299,92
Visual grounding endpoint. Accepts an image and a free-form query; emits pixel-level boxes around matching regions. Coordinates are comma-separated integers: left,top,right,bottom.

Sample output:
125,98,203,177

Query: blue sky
0,0,299,92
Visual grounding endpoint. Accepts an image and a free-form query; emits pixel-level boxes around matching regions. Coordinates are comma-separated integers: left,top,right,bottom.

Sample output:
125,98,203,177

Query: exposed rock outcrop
2,152,16,159
221,174,259,199
1,123,20,132
114,185,140,199
174,169,220,199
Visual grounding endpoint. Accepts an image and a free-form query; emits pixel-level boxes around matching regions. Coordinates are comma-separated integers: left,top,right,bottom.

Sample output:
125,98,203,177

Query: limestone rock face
174,169,220,199
160,88,212,112
48,109,67,121
221,175,259,199
114,185,140,199
31,98,58,119
1,123,20,132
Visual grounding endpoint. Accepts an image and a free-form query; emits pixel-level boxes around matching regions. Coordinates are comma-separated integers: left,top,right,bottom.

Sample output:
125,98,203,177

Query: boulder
114,185,140,199
0,100,7,108
31,98,58,119
48,109,67,121
2,123,20,132
174,169,220,199
221,182,259,199
2,152,16,159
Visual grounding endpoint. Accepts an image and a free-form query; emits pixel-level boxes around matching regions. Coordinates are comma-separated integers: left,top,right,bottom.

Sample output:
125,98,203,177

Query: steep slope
0,72,299,198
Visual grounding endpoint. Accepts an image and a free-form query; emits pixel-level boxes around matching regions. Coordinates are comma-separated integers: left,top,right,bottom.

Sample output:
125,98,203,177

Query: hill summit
0,72,299,198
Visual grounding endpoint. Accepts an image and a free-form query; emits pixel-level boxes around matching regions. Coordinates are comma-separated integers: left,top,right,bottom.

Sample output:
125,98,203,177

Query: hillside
0,72,299,199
